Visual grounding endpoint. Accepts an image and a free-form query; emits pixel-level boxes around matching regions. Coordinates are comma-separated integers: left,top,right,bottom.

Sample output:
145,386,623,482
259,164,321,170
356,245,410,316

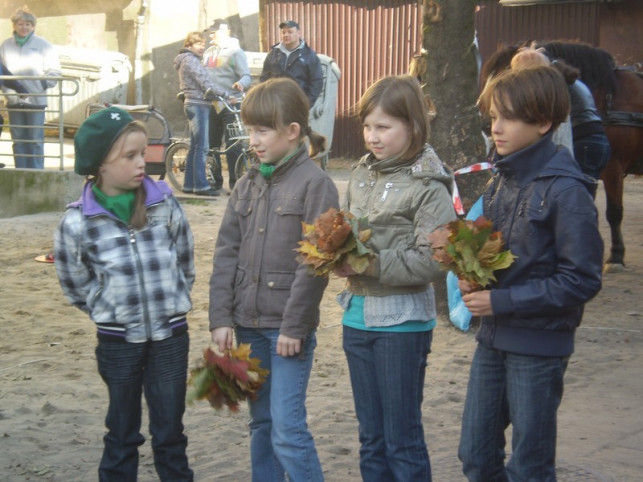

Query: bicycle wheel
234,149,254,181
164,141,189,191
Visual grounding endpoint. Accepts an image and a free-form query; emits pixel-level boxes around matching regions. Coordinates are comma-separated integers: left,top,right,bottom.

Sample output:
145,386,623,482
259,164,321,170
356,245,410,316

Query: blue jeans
235,327,323,482
209,106,241,189
8,107,45,169
183,103,211,192
458,343,569,482
95,332,193,482
573,133,611,181
343,326,433,482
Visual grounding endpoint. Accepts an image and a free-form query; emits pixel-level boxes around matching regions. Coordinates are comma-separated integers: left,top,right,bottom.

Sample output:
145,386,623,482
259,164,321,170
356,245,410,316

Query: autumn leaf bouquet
295,207,372,276
186,343,269,412
426,216,516,291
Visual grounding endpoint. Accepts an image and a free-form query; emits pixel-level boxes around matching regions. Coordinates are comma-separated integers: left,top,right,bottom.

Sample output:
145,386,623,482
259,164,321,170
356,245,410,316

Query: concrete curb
0,168,84,218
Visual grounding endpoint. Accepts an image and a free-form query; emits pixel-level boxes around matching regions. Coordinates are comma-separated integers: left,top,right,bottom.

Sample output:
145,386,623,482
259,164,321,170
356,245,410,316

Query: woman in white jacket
0,6,60,169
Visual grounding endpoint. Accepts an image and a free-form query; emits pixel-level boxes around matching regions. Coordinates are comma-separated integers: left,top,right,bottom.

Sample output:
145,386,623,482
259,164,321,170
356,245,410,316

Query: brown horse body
481,41,643,268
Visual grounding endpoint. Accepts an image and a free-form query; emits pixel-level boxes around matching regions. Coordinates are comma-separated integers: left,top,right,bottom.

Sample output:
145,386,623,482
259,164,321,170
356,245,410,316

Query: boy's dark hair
358,75,430,162
478,66,570,133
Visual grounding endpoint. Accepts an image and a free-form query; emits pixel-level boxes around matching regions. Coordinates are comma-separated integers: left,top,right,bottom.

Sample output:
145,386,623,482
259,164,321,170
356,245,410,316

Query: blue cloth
343,325,433,481
235,327,323,482
95,332,193,481
446,196,483,331
183,103,211,192
8,108,45,168
458,343,568,481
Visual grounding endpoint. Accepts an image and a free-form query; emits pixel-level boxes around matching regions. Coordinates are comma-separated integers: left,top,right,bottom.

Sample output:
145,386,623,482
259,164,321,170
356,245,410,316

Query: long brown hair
95,121,149,229
241,77,326,158
358,75,430,162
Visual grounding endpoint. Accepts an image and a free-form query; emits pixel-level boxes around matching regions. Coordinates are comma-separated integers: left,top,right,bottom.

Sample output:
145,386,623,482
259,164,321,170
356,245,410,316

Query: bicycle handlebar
212,94,243,113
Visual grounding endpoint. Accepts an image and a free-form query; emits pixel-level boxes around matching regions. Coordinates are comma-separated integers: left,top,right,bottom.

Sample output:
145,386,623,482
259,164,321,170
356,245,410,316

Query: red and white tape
451,162,493,215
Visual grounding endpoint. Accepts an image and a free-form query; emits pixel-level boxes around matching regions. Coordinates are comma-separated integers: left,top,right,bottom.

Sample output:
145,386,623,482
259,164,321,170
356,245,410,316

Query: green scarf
258,147,301,179
14,32,33,47
259,163,276,179
92,184,136,223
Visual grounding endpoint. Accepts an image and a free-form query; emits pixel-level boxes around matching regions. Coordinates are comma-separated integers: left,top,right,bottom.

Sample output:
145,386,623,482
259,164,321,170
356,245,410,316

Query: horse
481,40,643,271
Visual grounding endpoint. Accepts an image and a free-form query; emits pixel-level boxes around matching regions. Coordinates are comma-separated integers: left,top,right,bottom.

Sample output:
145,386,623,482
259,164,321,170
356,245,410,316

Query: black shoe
0,162,5,168
194,188,220,197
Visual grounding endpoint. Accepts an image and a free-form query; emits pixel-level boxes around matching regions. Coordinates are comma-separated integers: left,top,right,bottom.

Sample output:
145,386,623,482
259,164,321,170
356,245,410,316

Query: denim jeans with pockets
235,326,323,482
95,332,193,481
458,343,569,482
8,107,45,168
343,325,433,482
183,103,211,192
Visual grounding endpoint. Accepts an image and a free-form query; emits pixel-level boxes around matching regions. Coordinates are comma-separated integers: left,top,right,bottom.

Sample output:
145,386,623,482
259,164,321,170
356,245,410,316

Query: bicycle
164,96,254,193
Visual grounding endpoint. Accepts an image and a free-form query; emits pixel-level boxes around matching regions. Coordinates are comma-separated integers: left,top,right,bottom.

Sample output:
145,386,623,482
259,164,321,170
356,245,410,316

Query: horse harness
603,68,643,129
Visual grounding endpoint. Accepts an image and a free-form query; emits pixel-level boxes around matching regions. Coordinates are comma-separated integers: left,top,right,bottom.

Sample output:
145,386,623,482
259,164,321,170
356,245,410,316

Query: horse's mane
539,41,617,94
480,40,618,95
479,43,521,88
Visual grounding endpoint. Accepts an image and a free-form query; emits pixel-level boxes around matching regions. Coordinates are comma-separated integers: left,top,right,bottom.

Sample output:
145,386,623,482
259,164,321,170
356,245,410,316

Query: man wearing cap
260,21,323,109
203,19,252,192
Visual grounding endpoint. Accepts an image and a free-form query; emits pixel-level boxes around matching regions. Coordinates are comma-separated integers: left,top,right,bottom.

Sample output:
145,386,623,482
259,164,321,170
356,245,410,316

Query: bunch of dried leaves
187,344,269,412
427,216,516,290
295,207,372,276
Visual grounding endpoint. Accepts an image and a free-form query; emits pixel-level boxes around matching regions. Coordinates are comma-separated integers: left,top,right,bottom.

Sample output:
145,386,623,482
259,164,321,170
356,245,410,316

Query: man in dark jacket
260,20,323,108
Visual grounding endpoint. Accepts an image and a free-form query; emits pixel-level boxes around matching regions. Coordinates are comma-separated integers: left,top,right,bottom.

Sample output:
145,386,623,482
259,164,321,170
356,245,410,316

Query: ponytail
307,127,327,159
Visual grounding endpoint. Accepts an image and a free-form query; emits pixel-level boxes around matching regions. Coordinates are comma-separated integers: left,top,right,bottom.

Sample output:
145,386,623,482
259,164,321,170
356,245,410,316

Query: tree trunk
421,0,490,317
422,0,490,209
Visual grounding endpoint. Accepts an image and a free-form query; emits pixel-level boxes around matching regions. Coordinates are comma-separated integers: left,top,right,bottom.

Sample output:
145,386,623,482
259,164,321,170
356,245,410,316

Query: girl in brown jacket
208,77,339,482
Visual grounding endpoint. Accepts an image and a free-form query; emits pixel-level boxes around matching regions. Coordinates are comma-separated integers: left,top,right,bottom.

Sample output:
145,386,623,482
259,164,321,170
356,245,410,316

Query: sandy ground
0,168,642,482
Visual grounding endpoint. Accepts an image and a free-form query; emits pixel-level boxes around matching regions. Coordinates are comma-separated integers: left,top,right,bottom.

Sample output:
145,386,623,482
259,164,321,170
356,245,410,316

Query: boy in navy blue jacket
458,66,603,481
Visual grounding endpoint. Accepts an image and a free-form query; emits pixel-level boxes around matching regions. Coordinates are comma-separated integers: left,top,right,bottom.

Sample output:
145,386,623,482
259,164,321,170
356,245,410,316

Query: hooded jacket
344,144,457,297
479,132,603,357
174,49,226,107
209,144,339,340
54,177,195,343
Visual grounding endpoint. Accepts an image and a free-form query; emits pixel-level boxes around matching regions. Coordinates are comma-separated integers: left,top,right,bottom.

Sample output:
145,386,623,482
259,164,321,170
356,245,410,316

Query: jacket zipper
129,229,152,340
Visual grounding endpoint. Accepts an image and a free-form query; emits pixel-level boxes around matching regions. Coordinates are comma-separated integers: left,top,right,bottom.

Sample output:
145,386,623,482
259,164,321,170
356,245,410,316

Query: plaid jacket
54,177,195,343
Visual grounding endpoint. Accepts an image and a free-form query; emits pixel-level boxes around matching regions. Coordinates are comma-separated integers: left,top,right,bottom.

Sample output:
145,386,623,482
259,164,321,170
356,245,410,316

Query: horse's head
479,40,536,90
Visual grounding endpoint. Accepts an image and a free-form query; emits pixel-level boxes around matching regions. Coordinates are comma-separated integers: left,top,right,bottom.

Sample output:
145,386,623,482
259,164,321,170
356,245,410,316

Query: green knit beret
74,106,135,176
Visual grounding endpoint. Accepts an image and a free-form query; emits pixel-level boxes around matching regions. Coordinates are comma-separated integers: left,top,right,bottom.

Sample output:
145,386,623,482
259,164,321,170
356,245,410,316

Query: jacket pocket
273,197,304,216
258,270,296,318
265,270,296,289
235,199,253,217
